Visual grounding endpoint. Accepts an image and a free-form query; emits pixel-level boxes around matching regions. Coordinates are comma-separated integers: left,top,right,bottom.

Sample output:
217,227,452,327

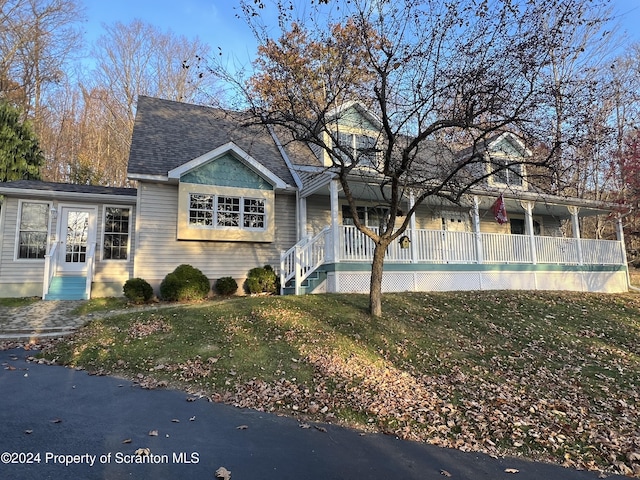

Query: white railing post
42,241,59,299
568,206,584,265
408,192,418,264
330,180,341,263
280,251,286,295
521,201,537,264
294,244,301,295
85,242,96,300
472,196,483,264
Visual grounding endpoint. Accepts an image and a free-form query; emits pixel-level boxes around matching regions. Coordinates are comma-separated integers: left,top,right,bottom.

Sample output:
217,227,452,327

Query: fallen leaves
215,466,231,480
127,318,172,339
33,291,640,477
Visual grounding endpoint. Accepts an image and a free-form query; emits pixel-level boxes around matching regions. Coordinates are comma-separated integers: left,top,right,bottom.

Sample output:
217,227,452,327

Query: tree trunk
369,240,389,317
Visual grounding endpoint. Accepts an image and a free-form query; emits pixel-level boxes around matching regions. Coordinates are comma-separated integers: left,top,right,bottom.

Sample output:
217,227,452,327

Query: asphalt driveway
0,348,619,480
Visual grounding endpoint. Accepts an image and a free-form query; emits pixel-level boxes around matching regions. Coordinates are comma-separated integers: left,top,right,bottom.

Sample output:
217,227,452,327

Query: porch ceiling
308,180,615,219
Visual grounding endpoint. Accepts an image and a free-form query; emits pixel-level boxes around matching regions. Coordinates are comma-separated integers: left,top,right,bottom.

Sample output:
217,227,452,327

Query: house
0,96,629,299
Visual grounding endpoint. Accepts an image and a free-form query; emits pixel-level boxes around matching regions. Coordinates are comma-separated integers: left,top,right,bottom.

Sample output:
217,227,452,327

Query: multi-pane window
336,133,379,167
243,198,265,228
491,158,523,186
103,207,131,260
217,196,240,227
342,205,389,229
189,194,266,230
189,194,214,226
17,202,49,259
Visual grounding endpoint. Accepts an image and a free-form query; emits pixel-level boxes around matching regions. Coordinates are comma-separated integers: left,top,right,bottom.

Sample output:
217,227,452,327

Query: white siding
306,194,331,236
0,197,48,285
134,182,297,287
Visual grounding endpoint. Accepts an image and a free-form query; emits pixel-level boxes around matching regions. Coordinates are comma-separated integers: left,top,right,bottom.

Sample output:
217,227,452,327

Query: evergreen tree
0,101,43,182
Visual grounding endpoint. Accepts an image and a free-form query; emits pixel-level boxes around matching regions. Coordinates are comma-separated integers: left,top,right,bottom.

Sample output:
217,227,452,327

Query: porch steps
282,269,327,295
45,276,88,301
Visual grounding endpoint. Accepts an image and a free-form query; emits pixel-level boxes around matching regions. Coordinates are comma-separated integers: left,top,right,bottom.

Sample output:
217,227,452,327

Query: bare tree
0,0,84,118
212,0,616,316
79,20,219,186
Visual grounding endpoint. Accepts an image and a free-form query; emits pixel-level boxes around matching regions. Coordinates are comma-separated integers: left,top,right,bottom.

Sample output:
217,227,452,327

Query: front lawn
42,291,640,477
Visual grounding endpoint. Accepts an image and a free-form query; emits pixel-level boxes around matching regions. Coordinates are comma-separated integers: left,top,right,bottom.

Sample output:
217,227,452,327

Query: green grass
0,297,40,308
69,297,130,316
42,291,640,476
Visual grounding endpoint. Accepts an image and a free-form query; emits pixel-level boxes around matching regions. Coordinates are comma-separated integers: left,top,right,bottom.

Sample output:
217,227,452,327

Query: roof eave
0,187,138,204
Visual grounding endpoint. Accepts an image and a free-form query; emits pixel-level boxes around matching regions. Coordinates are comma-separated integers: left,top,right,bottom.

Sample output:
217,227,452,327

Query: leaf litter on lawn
40,291,640,477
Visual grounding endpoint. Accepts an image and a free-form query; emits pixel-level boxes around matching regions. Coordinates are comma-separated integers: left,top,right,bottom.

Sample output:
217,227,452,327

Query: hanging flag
492,194,508,225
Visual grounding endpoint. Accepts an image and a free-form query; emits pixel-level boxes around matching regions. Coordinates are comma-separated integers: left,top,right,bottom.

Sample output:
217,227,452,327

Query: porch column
521,200,537,264
568,206,583,265
330,179,340,263
472,196,483,264
616,216,631,286
408,191,418,264
298,194,308,241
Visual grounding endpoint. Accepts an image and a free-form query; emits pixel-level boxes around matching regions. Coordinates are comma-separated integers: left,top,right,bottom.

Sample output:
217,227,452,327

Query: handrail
298,227,330,283
339,225,626,266
85,242,96,300
42,241,59,299
280,227,330,294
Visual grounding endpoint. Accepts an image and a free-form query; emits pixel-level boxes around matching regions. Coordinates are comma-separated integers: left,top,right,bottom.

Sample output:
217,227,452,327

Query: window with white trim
342,205,389,229
189,193,266,230
336,132,379,167
17,201,49,259
490,157,524,186
103,207,131,260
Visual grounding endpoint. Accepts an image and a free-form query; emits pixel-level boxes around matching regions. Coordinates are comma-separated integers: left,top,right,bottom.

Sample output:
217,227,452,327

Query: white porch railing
43,241,59,299
280,225,626,293
280,227,330,294
339,225,625,265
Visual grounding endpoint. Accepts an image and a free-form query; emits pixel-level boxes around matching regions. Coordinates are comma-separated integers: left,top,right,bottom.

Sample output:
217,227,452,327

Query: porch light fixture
50,206,57,219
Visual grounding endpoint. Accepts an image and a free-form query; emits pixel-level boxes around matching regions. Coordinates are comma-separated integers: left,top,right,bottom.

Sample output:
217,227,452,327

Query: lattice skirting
325,267,628,294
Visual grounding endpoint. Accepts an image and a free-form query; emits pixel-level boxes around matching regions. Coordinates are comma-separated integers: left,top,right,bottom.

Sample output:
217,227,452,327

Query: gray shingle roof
0,180,136,196
128,96,297,187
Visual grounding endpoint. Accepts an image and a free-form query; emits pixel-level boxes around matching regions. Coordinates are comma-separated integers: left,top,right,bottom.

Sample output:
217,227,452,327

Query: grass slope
43,291,640,476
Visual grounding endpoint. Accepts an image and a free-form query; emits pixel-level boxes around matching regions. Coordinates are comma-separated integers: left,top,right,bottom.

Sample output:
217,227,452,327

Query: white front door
57,206,97,274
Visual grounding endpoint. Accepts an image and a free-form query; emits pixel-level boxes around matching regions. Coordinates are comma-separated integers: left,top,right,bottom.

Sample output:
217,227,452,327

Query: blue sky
81,1,261,63
81,0,640,64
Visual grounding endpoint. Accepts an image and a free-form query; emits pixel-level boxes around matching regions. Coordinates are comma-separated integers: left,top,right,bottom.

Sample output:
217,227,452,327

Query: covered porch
280,179,628,295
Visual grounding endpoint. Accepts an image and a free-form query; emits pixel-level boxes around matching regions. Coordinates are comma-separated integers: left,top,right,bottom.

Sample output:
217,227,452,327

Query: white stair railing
280,227,330,294
42,241,59,299
85,242,96,300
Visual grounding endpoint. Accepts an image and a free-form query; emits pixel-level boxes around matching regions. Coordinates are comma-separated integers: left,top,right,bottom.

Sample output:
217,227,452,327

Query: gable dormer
322,102,382,169
485,133,531,190
172,142,288,243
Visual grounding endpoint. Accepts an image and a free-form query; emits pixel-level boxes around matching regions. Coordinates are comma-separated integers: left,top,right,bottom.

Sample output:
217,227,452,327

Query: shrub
123,278,154,304
215,276,238,295
245,265,278,294
160,264,210,301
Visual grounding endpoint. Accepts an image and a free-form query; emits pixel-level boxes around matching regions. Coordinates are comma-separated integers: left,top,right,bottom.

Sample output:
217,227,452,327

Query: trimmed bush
245,265,278,294
160,264,210,301
215,276,238,295
123,278,154,304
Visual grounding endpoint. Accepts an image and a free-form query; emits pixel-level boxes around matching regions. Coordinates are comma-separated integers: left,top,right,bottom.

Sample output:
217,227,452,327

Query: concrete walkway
0,300,88,341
